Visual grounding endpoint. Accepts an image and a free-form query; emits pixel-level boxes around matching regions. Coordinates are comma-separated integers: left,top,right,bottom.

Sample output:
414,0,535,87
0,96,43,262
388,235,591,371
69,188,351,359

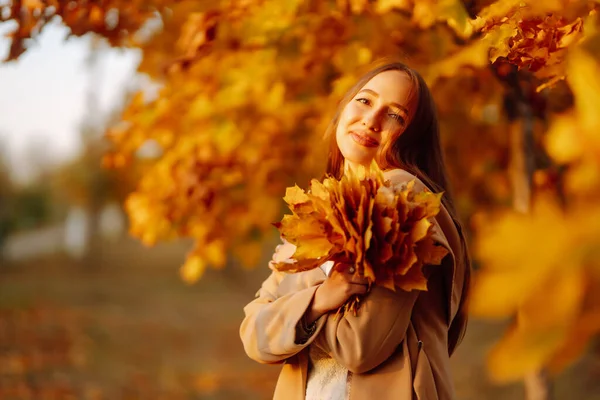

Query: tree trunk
509,107,535,213
509,102,553,400
524,370,552,400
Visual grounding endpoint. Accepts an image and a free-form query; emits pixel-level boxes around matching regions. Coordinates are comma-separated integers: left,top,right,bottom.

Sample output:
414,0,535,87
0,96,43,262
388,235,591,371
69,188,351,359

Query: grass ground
0,236,598,399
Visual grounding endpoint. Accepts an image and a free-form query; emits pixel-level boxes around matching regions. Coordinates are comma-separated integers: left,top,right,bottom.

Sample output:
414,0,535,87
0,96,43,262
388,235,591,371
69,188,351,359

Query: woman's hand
271,238,297,264
271,240,369,323
306,264,369,324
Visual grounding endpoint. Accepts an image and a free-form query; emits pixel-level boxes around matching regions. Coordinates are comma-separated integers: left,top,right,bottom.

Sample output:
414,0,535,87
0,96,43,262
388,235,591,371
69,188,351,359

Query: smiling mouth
350,131,379,148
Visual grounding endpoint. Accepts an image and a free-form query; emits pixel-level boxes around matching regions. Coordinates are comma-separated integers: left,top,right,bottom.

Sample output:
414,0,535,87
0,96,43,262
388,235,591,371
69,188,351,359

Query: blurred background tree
0,143,14,253
0,139,56,251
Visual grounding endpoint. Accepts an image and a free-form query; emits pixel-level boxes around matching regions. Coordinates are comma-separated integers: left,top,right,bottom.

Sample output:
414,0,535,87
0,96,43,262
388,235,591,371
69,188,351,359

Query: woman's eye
356,98,370,105
388,113,405,125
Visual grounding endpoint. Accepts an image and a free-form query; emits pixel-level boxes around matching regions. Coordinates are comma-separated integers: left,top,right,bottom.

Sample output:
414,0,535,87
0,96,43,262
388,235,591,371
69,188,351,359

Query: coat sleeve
313,285,420,374
384,170,470,356
239,260,327,364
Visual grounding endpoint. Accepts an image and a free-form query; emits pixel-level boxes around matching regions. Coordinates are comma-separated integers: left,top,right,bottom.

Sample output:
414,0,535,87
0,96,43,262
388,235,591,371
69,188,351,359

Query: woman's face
335,70,415,168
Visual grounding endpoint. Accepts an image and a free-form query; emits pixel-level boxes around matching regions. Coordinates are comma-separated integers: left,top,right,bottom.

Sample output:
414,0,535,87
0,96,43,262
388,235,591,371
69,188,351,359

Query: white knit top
303,260,351,399
305,345,351,400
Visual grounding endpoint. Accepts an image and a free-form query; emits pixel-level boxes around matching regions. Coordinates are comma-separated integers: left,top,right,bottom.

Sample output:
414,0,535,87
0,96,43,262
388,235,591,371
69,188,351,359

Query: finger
273,241,296,262
332,269,359,282
329,267,345,278
348,283,369,295
350,276,370,285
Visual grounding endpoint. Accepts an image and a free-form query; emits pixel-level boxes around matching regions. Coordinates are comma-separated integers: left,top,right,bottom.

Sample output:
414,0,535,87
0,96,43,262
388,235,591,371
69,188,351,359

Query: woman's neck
343,159,374,176
343,160,362,175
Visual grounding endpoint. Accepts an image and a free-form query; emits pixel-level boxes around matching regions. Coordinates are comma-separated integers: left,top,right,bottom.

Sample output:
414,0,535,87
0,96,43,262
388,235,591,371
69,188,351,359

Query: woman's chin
342,153,375,168
341,144,375,161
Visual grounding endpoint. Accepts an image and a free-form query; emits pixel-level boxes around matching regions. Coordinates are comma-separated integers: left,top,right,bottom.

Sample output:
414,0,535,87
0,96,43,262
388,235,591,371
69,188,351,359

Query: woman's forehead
360,70,414,106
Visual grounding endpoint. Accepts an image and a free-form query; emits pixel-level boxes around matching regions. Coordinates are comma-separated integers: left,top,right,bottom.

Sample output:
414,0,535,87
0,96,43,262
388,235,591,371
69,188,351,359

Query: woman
240,62,471,400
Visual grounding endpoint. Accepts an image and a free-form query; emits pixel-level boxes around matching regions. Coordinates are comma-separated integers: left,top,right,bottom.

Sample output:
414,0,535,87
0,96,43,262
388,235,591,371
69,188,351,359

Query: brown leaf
415,237,449,265
395,263,428,291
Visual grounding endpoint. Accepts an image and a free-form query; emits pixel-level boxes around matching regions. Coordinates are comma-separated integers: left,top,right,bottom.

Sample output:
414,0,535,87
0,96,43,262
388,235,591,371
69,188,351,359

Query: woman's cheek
346,103,362,118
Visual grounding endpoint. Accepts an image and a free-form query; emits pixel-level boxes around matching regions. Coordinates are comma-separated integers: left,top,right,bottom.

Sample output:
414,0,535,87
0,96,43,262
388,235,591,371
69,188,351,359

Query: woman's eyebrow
357,88,409,115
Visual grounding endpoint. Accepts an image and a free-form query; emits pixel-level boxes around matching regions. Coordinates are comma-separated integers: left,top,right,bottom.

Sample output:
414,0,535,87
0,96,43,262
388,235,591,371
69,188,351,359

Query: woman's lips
350,131,379,148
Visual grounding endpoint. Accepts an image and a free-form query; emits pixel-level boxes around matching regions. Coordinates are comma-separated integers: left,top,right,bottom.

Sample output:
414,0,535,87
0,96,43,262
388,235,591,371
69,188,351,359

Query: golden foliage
83,1,595,285
471,199,600,381
470,14,600,381
273,164,448,299
1,0,172,61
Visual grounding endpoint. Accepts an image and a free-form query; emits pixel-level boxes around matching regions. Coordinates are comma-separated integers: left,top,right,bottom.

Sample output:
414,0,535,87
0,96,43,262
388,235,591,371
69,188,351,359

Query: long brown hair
325,62,471,346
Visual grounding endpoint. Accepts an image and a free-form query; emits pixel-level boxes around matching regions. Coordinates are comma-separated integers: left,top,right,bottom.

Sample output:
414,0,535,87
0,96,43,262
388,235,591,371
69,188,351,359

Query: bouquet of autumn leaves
272,163,449,316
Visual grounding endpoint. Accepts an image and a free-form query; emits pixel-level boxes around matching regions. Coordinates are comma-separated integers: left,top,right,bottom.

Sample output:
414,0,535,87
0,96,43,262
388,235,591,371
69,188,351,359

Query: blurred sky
0,22,141,183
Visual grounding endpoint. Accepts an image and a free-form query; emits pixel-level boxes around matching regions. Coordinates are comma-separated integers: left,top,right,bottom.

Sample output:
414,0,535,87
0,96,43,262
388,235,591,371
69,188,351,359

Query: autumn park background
1,0,600,399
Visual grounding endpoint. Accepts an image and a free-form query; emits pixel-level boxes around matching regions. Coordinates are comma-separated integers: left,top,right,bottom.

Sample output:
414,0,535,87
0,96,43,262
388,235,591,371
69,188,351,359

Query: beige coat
240,169,470,400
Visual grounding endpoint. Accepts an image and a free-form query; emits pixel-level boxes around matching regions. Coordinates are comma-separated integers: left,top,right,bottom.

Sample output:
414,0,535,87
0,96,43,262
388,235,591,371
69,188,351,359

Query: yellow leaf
568,43,600,131
472,0,565,32
564,160,600,196
517,268,585,330
410,218,431,242
189,95,214,120
379,277,396,291
213,119,243,155
425,24,516,84
413,0,474,39
204,239,226,268
470,199,573,318
413,191,443,218
357,46,372,65
310,179,331,201
273,257,322,273
23,0,44,11
415,238,449,265
89,6,105,26
331,74,360,99
487,324,567,383
332,43,373,73
375,0,411,14
545,114,583,164
284,185,310,205
349,0,369,14
180,256,206,284
395,263,428,291
294,237,334,259
547,304,600,374
234,241,264,269
263,81,286,111
396,244,418,275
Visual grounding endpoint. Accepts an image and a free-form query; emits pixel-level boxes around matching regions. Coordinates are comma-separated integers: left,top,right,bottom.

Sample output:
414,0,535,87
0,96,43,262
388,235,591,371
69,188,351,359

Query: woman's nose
362,110,381,132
